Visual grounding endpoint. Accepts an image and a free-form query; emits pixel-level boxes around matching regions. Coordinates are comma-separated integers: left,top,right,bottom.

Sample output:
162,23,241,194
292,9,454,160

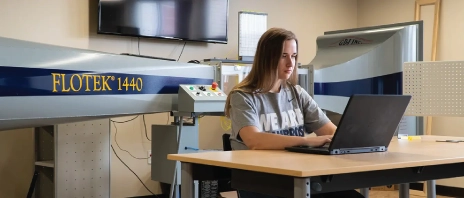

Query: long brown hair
224,27,299,117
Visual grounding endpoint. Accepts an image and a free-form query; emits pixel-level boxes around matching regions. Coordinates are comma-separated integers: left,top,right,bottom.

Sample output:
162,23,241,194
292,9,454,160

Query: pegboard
403,61,464,117
55,119,111,198
238,11,267,58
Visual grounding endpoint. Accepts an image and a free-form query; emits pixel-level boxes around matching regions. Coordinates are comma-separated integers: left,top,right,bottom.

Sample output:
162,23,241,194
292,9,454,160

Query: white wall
0,0,358,197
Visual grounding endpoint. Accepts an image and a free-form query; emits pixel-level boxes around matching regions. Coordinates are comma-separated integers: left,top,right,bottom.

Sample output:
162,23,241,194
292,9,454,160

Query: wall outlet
148,150,151,165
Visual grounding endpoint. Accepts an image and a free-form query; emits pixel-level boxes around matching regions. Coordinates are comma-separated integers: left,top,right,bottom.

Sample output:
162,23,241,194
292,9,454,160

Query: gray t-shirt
228,83,330,150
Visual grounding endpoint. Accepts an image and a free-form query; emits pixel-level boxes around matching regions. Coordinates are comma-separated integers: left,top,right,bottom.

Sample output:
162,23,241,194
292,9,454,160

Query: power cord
112,115,139,123
111,113,171,158
112,121,148,160
110,113,171,197
111,114,150,142
142,115,151,141
177,42,186,61
110,116,156,197
187,60,201,64
111,144,157,196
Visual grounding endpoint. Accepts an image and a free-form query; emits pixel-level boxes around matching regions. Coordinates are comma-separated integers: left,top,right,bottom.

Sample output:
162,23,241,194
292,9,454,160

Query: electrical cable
177,42,186,61
111,121,148,160
187,60,201,64
142,115,151,141
110,113,172,197
111,144,157,196
111,112,170,157
112,115,139,123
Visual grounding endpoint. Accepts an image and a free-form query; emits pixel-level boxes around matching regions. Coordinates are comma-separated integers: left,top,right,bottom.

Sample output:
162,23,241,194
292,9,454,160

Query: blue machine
306,21,424,136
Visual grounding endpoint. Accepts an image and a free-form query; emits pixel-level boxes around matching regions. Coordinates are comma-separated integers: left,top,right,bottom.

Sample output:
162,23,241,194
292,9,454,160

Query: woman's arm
239,126,332,150
298,86,337,135
314,122,337,136
239,126,306,150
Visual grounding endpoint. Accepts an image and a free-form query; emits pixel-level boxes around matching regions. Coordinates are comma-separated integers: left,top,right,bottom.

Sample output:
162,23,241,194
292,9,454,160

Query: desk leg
181,163,194,198
426,180,436,198
399,183,409,198
360,188,369,198
294,177,311,198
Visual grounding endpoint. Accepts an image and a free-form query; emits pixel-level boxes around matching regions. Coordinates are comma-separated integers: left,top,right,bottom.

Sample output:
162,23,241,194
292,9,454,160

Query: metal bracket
320,175,333,183
413,167,424,173
294,177,311,197
170,111,196,117
202,60,222,89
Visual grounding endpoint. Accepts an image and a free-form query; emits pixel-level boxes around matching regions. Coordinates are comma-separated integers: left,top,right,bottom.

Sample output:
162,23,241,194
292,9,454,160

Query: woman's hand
304,135,333,147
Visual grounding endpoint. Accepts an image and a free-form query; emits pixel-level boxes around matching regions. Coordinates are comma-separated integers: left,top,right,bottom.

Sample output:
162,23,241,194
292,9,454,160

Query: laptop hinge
330,146,386,155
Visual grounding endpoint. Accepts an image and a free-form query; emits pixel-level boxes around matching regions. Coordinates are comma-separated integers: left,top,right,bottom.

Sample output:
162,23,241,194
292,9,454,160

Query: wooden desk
168,135,464,198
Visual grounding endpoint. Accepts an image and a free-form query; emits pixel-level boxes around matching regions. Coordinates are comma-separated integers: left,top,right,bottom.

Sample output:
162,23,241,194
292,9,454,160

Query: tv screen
98,0,229,44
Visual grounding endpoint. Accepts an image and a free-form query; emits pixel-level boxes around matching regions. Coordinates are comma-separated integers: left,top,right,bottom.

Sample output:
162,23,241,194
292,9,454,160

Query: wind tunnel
306,22,423,136
0,36,215,131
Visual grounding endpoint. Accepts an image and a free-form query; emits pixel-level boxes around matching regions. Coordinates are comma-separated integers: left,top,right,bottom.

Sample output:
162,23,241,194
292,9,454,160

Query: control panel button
188,86,195,91
203,92,212,96
199,86,206,91
212,82,218,90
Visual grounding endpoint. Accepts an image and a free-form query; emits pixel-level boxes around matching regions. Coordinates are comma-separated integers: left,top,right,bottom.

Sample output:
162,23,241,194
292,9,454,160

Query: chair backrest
222,133,232,151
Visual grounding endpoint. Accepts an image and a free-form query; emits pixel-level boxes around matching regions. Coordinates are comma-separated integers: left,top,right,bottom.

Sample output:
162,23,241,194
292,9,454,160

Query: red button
212,82,218,90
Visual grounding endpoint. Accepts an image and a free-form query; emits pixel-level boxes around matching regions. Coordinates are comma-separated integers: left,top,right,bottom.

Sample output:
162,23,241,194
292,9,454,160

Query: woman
224,28,365,198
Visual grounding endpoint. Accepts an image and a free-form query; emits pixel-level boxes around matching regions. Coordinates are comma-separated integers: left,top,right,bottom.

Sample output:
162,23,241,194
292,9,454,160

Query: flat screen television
98,0,229,44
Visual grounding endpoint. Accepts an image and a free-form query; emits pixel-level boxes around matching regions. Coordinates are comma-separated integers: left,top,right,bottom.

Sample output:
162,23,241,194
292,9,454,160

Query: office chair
198,133,236,198
219,133,240,197
222,133,232,151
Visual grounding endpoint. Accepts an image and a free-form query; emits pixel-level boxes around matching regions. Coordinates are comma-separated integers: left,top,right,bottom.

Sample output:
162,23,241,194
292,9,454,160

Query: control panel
177,82,227,113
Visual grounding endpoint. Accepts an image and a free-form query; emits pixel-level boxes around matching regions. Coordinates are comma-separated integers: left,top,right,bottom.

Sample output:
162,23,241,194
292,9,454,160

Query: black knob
311,182,322,191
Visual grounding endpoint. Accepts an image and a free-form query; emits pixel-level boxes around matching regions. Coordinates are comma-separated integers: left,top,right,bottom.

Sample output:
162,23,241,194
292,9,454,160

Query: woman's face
277,39,297,80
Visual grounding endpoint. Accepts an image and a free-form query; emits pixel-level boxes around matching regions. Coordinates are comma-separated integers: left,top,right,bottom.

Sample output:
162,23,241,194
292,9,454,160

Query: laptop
285,94,412,155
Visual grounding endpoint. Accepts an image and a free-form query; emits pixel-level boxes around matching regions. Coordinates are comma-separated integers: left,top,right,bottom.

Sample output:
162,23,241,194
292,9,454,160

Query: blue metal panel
0,66,212,96
314,72,402,97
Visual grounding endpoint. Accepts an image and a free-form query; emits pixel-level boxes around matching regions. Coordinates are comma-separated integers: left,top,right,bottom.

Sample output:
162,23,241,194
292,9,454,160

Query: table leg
181,163,194,198
360,188,369,198
426,180,436,198
399,183,410,198
294,177,311,198
194,180,199,198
